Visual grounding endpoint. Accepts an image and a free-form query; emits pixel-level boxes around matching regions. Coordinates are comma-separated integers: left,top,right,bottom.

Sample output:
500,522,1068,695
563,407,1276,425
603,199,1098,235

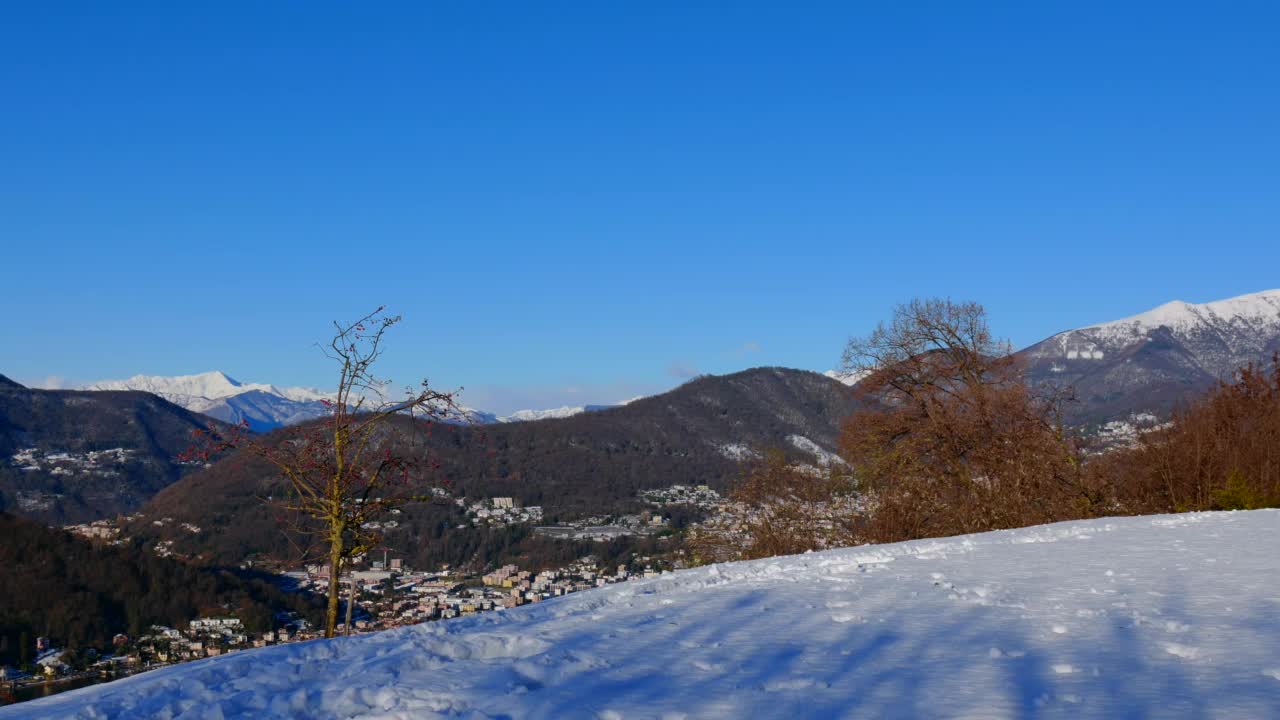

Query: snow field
9,510,1280,719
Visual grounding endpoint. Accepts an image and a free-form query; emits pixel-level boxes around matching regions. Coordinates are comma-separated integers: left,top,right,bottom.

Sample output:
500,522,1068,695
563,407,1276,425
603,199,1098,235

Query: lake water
6,674,114,706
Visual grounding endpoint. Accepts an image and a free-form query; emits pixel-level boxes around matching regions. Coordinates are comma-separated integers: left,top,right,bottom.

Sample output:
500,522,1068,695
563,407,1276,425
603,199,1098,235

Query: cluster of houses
639,484,725,509
129,618,321,662
460,496,545,526
8,447,135,477
6,494,691,698
56,516,202,558
0,639,80,684
529,502,675,540
286,553,672,636
0,617,324,694
64,519,121,541
363,556,666,627
535,510,670,541
7,447,144,514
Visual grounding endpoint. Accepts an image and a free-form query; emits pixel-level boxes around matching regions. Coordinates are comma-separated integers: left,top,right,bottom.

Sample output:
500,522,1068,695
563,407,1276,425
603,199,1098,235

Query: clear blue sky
3,2,1278,413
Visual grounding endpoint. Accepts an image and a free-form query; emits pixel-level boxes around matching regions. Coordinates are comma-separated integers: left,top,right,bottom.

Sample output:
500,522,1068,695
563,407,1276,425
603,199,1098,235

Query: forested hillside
0,513,324,667
130,368,858,566
0,378,220,523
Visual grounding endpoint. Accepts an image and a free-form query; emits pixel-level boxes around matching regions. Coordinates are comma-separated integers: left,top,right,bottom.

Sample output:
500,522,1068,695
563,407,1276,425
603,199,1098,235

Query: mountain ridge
85,371,638,430
129,367,860,567
0,383,223,523
85,371,335,432
1020,289,1280,425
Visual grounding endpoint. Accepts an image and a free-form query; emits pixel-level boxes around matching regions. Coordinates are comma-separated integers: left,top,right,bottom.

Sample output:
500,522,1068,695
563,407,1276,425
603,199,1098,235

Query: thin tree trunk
344,575,355,636
324,531,344,638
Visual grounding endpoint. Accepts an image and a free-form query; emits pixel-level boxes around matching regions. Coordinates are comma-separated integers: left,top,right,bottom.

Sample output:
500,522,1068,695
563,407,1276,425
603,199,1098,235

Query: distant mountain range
129,367,861,567
8,288,1280,532
1021,289,1280,425
85,371,635,430
85,372,335,432
461,403,630,425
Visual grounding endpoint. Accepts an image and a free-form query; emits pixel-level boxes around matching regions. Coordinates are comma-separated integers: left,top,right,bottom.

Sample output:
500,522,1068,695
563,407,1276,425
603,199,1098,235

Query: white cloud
666,361,700,379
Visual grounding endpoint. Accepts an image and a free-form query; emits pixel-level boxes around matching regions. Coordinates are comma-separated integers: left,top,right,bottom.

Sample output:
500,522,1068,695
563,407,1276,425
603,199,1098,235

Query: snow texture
87,371,334,405
1031,289,1280,370
500,406,590,423
86,371,336,431
824,369,870,386
716,443,760,462
1089,290,1280,341
11,510,1280,719
786,434,846,466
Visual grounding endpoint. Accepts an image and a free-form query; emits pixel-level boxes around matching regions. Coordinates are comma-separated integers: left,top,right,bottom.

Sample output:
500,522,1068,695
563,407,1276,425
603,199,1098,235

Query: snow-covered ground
11,511,1280,719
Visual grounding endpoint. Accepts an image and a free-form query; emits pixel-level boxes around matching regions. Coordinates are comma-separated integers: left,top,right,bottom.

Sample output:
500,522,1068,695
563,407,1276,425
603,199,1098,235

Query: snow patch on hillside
15,510,1280,719
500,405,589,423
786,434,845,466
718,443,760,461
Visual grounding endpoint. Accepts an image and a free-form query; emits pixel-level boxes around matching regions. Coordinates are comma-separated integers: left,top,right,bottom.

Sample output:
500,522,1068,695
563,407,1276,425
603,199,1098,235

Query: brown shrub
1100,356,1280,513
839,298,1096,544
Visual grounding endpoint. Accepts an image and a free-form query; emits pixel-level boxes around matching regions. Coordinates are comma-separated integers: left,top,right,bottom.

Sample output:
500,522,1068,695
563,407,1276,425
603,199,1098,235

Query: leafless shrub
839,298,1095,544
1098,356,1280,513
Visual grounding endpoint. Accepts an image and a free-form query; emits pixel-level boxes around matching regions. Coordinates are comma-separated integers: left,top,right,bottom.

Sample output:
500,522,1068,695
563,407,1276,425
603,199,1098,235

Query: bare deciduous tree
839,298,1090,543
186,307,461,637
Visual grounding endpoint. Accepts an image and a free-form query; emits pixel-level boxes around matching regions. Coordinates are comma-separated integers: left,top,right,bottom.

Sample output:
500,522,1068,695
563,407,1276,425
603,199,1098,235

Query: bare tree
186,307,461,637
839,298,1089,542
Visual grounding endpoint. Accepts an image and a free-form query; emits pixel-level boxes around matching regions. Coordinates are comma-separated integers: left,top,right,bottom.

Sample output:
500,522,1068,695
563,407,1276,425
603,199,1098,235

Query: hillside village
3,484,697,699
1,545,677,701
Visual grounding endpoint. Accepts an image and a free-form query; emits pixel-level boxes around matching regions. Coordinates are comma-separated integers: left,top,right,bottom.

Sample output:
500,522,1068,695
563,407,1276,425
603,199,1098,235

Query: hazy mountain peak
85,371,334,432
89,370,244,400
500,405,589,423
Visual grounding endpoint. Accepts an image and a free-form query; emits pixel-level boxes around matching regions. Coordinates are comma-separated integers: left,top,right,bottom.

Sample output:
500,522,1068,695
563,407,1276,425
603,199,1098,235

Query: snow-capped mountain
824,369,870,386
85,372,644,430
446,403,618,425
500,405,591,422
460,398,646,425
14,510,1280,719
1022,289,1280,425
87,371,334,405
494,404,622,423
86,371,335,432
